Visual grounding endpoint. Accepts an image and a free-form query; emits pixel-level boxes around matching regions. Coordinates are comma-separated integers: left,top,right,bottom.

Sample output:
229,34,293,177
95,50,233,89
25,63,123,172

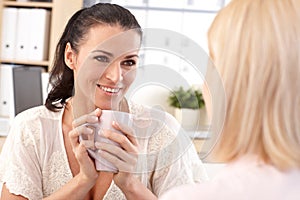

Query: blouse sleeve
0,113,43,200
147,115,208,197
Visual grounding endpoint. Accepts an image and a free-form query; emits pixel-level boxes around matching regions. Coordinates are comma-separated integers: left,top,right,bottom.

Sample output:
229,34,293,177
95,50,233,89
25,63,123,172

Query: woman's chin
95,104,118,111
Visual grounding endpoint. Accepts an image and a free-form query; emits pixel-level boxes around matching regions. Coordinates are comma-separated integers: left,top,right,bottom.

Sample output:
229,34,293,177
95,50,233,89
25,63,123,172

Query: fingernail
95,142,101,148
112,121,119,127
91,116,98,122
87,127,93,134
97,149,103,154
98,129,106,137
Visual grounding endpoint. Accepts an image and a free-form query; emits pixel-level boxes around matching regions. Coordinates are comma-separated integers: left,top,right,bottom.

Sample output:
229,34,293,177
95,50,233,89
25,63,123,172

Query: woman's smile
96,83,122,96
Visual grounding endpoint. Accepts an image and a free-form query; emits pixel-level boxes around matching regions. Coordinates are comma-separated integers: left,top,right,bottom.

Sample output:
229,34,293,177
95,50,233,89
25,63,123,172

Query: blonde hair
208,0,300,170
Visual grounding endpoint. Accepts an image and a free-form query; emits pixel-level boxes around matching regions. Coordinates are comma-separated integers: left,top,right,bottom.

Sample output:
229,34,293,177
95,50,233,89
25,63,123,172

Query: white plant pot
174,108,209,130
174,108,199,130
199,108,209,126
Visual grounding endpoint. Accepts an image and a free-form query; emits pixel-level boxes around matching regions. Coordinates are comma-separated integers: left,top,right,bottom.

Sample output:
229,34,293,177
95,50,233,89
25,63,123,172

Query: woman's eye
94,55,110,63
121,59,136,67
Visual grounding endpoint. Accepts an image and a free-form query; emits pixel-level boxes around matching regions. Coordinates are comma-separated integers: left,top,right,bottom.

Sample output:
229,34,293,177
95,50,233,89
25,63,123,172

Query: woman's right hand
69,108,102,183
43,109,104,200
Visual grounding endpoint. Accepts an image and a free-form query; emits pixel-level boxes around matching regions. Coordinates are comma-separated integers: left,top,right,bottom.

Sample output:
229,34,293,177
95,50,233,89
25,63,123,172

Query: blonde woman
160,0,300,199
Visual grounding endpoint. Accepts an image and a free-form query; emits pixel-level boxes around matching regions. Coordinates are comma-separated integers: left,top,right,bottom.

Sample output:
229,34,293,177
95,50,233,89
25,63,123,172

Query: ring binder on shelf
0,7,18,60
0,64,44,136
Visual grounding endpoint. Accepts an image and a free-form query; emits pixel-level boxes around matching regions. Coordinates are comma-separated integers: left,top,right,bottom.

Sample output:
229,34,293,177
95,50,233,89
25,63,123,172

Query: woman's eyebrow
91,49,139,59
91,49,113,57
124,54,139,59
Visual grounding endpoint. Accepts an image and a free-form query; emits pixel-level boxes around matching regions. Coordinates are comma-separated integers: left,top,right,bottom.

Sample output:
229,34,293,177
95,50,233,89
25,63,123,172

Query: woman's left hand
95,120,157,199
95,121,139,186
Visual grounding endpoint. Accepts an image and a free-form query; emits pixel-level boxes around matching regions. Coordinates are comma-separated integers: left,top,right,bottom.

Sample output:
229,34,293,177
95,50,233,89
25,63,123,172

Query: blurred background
0,0,230,176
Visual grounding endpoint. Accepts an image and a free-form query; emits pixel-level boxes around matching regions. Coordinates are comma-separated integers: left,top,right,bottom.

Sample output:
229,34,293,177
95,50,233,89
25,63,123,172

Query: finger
99,150,136,173
80,140,95,149
95,142,136,164
69,125,94,149
75,143,96,171
101,129,138,153
77,125,95,149
70,109,101,150
112,121,139,147
72,108,102,127
75,142,89,162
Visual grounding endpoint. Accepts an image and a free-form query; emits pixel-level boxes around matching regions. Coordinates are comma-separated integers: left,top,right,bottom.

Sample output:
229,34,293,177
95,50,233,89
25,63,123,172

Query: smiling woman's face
65,25,141,112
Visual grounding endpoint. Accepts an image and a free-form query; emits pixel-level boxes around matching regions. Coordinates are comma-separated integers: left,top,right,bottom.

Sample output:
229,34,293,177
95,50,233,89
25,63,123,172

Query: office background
0,0,230,176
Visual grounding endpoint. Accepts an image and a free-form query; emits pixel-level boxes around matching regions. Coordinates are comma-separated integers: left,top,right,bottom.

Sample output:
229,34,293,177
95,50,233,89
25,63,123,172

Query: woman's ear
64,42,76,70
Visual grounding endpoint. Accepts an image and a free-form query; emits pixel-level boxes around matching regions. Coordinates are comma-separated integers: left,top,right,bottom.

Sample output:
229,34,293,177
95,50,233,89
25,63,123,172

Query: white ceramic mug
81,110,133,172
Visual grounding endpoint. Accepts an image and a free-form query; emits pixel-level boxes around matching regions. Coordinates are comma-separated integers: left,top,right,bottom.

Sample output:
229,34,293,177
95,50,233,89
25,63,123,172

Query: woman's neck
119,98,130,113
63,100,75,128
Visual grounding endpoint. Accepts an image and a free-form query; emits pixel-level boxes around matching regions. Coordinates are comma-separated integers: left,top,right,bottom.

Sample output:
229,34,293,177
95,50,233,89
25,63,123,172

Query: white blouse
160,156,300,200
0,102,207,200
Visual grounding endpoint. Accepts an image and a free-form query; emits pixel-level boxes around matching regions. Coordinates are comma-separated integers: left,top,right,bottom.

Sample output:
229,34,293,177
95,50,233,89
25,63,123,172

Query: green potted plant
168,86,205,109
168,86,208,130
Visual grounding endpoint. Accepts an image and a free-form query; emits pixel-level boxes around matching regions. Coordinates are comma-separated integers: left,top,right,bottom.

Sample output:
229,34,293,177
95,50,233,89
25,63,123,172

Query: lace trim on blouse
0,104,206,200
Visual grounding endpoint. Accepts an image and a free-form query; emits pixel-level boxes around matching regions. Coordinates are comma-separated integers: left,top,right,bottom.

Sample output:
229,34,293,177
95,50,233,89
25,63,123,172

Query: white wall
118,0,222,111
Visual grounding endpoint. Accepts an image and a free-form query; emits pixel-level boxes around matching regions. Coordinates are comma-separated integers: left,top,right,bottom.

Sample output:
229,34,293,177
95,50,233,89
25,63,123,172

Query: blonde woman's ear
64,42,76,70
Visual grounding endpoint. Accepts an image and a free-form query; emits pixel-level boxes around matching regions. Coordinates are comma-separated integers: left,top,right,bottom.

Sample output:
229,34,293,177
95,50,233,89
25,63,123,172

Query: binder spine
0,8,18,60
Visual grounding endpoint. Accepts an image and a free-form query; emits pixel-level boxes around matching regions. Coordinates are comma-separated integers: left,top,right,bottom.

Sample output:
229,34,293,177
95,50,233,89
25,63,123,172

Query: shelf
0,0,83,71
1,59,49,66
3,1,53,8
125,5,220,13
186,130,211,139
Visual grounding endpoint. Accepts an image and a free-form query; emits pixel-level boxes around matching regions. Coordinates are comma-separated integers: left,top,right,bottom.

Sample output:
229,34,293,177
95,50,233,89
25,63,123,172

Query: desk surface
0,136,206,156
0,136,6,153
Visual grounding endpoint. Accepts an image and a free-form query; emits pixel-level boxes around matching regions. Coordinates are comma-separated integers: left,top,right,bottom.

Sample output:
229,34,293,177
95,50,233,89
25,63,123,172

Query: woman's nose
103,62,123,83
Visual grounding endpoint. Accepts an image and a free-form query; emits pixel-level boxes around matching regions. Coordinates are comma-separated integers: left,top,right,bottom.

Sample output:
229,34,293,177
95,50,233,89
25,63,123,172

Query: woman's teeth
99,85,120,93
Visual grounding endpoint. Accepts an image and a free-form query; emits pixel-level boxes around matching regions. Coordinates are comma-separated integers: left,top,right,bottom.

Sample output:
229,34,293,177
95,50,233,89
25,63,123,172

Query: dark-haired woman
0,3,206,200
